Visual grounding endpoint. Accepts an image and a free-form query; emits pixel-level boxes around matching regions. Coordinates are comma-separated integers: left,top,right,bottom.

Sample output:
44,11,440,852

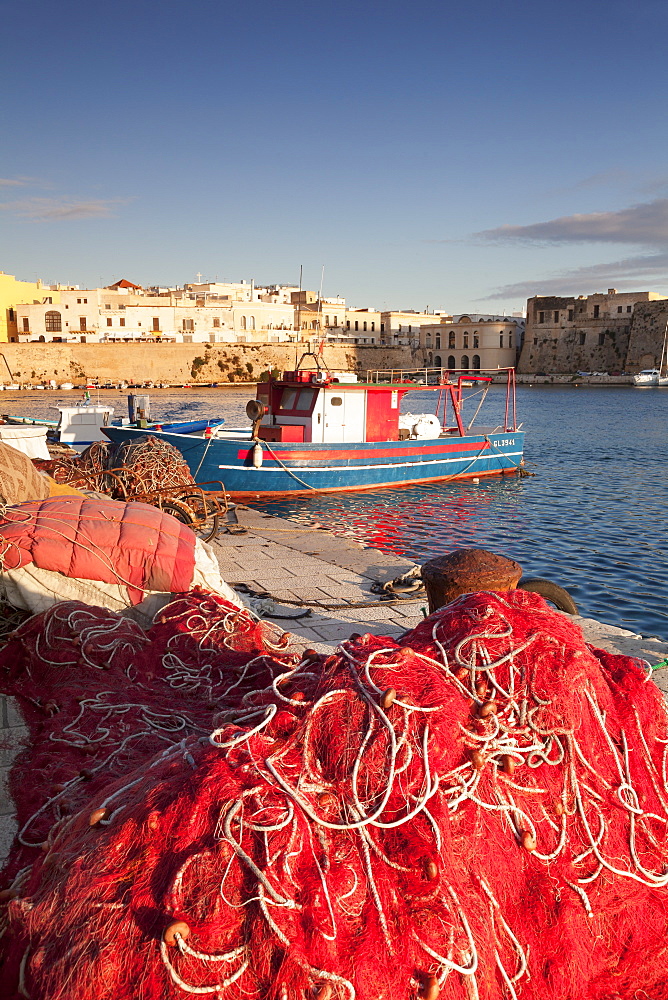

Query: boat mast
296,265,303,341
317,265,325,354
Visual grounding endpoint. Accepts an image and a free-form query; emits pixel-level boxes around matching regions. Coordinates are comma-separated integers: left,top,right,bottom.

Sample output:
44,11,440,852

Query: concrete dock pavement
212,505,426,648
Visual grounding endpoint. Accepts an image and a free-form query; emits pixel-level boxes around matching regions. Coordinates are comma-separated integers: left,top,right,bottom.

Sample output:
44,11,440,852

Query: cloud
0,197,129,221
637,175,668,197
555,169,631,194
575,169,630,189
480,252,668,300
0,176,38,188
476,199,668,247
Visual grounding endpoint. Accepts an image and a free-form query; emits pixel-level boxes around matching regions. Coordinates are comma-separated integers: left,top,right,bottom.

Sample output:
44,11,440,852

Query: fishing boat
102,360,525,499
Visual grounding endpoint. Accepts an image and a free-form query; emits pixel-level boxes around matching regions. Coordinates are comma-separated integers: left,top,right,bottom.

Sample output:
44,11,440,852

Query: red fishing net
2,588,668,1000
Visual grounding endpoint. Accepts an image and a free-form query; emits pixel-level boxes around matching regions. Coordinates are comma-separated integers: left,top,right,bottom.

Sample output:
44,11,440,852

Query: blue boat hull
102,426,525,498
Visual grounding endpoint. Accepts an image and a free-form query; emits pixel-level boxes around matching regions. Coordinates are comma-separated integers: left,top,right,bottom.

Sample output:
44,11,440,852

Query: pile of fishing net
0,590,292,883
42,435,195,498
2,588,668,1000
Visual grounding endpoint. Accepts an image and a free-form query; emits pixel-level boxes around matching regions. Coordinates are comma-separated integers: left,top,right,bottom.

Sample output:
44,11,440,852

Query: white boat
634,321,668,386
59,382,74,391
53,405,115,452
633,368,661,386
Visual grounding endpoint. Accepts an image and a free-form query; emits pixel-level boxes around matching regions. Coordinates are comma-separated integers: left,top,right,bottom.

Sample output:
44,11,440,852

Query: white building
380,310,451,347
14,281,300,345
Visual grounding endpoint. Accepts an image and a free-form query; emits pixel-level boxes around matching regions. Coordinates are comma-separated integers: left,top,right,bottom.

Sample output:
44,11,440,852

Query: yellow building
0,272,60,343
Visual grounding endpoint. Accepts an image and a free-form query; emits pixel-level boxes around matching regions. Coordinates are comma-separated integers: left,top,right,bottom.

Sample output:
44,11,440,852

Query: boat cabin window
330,397,343,406
278,388,316,412
279,390,297,410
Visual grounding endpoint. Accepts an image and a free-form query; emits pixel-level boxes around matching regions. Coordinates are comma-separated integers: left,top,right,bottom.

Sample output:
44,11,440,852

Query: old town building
419,314,524,371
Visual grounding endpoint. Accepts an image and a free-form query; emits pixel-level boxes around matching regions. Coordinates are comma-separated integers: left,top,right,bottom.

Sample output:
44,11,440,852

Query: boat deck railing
365,366,515,384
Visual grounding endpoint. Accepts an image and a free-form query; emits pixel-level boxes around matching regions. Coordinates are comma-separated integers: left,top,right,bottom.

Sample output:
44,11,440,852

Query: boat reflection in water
255,476,526,565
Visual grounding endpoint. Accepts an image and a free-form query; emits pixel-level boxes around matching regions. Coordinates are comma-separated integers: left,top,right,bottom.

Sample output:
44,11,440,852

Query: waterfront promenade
2,508,668,864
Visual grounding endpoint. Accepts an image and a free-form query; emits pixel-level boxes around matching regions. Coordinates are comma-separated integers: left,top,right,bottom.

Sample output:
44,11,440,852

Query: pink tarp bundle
2,588,668,999
0,496,239,613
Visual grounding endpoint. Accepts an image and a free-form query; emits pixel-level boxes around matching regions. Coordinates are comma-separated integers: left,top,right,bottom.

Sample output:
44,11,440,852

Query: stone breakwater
0,343,423,385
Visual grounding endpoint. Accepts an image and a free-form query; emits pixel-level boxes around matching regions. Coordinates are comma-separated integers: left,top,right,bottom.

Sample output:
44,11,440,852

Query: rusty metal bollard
421,548,523,614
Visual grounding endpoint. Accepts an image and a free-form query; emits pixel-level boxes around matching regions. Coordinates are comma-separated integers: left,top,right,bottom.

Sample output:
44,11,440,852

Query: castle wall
625,301,668,371
519,290,667,374
518,294,632,373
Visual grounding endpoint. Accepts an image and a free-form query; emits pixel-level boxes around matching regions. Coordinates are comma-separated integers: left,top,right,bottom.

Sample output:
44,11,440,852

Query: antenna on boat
296,265,303,341
317,265,325,355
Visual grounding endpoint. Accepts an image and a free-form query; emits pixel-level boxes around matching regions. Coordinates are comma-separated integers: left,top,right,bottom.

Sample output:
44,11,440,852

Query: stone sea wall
625,302,668,372
0,343,421,384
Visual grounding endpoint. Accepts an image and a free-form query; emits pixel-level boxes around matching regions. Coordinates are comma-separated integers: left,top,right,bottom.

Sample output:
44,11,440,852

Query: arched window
45,311,62,332
463,334,469,348
240,316,247,330
499,334,504,348
472,355,481,370
473,333,479,348
448,332,455,348
434,355,442,367
363,321,367,331
249,316,255,330
448,355,456,369
461,355,470,371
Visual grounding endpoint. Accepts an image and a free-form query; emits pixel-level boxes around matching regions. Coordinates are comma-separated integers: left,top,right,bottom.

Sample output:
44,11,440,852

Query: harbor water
5,383,668,639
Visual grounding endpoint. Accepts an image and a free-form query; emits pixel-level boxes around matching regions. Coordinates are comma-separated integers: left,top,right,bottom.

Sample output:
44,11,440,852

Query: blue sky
3,0,668,313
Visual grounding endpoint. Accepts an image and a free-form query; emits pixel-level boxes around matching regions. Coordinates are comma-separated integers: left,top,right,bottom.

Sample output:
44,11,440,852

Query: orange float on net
163,920,191,946
380,687,397,709
422,973,440,999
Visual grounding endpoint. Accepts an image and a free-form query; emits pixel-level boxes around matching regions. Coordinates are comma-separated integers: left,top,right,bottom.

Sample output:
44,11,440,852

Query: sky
2,0,668,314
